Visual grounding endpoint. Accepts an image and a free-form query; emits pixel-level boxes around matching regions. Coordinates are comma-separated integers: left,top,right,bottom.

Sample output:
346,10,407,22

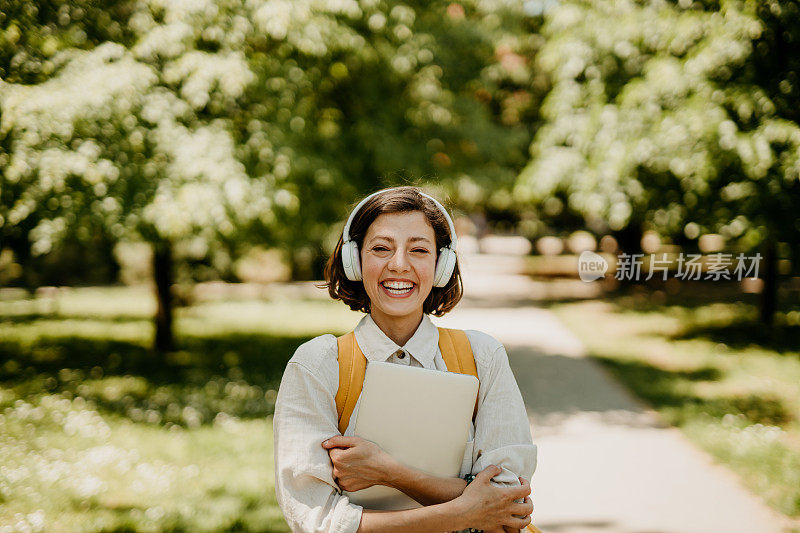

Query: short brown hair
320,186,463,316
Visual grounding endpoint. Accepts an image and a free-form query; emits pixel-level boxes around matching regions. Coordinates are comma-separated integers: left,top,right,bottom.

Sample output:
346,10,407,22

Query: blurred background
1,0,799,531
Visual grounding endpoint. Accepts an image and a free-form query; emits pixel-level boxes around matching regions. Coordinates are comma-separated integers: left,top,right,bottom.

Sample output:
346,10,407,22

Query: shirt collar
353,313,440,369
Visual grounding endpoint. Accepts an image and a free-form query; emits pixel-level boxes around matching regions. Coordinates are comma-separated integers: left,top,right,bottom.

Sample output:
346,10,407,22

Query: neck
370,309,424,346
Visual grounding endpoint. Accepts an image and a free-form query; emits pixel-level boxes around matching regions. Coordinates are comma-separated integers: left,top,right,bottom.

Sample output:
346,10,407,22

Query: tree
514,0,800,322
739,0,800,322
0,0,140,286
1,40,268,350
2,0,544,349
232,0,546,277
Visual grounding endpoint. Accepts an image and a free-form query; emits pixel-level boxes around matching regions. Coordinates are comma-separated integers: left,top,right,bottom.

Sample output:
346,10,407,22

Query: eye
372,246,389,252
412,248,430,254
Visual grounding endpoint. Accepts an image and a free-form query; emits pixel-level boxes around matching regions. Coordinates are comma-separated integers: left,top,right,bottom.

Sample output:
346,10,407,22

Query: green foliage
1,0,543,281
516,0,800,251
748,0,800,124
0,0,138,83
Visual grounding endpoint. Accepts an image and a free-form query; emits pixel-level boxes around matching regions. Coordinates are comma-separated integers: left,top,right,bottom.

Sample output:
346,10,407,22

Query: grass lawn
5,280,799,530
0,285,362,532
548,283,800,519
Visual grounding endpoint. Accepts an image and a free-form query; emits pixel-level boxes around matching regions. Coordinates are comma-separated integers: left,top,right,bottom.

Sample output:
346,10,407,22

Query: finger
505,515,531,530
523,495,533,510
509,485,531,500
328,448,345,463
511,478,532,498
510,498,534,516
475,464,503,482
322,435,360,448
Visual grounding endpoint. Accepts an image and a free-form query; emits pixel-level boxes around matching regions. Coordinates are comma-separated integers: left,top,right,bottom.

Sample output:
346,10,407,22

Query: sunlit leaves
516,0,800,244
2,0,544,280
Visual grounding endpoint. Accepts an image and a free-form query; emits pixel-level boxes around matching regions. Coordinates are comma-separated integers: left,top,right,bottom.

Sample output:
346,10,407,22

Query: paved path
434,252,797,533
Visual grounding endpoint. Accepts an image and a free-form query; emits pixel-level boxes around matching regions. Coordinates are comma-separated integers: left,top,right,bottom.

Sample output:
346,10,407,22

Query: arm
358,465,533,533
448,335,540,533
469,339,538,533
359,499,468,532
322,435,467,506
384,458,467,506
469,338,538,488
273,360,363,533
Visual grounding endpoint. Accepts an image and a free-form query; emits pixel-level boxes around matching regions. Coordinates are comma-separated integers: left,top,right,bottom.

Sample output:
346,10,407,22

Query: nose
387,248,411,273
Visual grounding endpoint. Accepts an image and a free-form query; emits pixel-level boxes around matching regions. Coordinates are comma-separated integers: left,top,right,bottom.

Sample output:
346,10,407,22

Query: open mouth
380,281,415,296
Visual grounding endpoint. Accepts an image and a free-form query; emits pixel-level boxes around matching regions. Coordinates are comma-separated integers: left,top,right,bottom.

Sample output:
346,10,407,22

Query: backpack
334,327,479,435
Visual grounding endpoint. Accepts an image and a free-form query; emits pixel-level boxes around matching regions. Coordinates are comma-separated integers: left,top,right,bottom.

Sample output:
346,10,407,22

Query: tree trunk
613,223,643,256
759,236,778,326
612,223,643,287
153,241,175,352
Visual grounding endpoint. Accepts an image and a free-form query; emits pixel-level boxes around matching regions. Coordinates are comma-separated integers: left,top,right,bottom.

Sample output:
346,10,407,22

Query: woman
274,186,537,532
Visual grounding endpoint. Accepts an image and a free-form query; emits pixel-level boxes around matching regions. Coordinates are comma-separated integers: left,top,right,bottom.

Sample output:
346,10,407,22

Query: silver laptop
344,361,479,510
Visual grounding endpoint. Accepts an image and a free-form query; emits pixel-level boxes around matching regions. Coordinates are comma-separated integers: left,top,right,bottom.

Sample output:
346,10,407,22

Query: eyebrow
369,235,433,245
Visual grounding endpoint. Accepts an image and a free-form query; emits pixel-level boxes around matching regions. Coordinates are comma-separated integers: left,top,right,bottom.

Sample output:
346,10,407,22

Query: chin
383,305,419,316
377,302,422,317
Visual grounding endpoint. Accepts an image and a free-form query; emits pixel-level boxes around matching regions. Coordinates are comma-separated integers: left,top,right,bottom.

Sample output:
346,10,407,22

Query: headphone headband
342,187,458,250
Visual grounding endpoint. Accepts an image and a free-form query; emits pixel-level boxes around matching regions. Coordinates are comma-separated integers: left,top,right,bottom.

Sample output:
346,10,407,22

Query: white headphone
341,187,458,288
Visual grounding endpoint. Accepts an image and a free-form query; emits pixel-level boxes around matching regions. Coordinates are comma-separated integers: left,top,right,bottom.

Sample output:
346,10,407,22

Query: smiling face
360,210,437,325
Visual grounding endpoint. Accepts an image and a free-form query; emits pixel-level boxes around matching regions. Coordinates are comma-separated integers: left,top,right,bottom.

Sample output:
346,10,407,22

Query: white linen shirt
273,312,538,533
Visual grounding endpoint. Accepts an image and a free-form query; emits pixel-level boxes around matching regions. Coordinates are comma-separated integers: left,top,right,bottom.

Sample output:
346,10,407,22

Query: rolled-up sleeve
470,341,538,487
274,359,363,533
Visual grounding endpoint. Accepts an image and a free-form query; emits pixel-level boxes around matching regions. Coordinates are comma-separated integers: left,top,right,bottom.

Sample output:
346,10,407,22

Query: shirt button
396,350,406,359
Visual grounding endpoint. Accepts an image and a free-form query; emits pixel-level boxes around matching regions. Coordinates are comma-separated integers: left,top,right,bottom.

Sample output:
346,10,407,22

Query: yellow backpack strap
335,331,367,435
437,327,479,421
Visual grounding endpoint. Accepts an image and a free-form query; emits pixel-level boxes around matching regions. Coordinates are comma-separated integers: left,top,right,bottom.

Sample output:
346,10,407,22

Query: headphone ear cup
341,241,362,281
351,243,362,281
433,247,456,287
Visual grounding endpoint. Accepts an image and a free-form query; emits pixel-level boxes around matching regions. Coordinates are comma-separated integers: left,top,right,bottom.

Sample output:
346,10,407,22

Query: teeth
382,281,414,290
384,286,413,294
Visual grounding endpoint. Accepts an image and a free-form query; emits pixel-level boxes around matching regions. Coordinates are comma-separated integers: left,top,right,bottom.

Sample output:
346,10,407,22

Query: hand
504,476,534,532
322,435,398,492
456,466,533,533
